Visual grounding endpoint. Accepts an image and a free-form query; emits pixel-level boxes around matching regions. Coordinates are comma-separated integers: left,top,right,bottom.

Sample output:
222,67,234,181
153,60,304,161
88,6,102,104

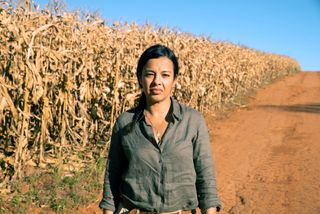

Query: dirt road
209,72,320,213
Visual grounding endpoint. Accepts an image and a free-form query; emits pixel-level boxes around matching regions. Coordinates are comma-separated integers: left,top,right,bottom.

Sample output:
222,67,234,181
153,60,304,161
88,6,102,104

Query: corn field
0,2,300,190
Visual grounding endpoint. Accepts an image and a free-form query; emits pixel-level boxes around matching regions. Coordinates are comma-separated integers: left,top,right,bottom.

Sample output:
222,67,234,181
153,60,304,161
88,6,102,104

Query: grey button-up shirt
99,98,221,213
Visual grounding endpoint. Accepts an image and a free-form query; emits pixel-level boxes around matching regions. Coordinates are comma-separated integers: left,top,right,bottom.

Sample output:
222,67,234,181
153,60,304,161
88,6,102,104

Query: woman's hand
103,209,114,214
205,207,217,214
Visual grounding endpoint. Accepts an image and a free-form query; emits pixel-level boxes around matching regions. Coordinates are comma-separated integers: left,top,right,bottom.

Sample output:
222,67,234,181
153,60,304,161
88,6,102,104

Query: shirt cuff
200,199,222,213
99,198,116,211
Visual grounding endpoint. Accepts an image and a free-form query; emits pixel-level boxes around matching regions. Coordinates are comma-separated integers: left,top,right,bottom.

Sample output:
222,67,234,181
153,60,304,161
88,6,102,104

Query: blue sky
35,0,320,71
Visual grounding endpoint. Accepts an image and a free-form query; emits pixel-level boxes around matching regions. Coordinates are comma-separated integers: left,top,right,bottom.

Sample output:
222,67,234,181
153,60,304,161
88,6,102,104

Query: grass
214,71,299,121
0,157,105,214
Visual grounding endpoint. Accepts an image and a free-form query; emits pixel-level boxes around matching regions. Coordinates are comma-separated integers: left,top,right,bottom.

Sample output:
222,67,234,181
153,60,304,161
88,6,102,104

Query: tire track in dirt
208,72,320,214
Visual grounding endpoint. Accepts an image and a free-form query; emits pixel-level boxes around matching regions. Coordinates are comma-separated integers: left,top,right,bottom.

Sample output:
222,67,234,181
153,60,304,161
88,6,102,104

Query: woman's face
139,56,176,105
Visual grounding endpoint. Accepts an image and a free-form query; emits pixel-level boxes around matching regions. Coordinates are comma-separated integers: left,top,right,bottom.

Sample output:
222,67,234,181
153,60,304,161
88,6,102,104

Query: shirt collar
170,97,183,121
134,97,183,122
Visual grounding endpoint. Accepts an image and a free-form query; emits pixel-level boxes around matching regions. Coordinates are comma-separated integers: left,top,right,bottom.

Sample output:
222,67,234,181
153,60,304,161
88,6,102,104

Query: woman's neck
145,98,171,117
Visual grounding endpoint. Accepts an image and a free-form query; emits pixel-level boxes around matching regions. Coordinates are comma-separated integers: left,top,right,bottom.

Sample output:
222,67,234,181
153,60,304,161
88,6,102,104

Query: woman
99,44,221,214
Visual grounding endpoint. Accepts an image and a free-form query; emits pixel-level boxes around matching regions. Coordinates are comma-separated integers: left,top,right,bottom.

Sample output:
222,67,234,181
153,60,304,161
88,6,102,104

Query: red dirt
209,72,320,213
47,72,320,214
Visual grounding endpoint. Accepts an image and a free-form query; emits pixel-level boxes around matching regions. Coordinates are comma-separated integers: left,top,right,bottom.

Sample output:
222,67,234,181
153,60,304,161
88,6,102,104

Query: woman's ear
172,78,178,93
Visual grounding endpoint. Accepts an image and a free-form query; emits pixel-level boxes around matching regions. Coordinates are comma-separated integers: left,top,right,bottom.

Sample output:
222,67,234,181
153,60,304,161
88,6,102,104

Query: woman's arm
205,207,217,214
102,209,114,214
192,113,221,213
99,121,125,211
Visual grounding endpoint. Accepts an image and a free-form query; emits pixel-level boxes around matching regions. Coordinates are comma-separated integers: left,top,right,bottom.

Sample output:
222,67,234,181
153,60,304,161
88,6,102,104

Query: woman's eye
162,73,170,77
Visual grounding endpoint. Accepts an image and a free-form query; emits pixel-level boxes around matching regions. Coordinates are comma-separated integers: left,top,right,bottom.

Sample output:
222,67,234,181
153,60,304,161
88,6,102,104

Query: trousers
116,202,192,214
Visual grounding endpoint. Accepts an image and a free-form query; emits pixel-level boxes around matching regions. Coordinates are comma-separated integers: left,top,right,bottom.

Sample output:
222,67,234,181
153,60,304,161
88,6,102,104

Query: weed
0,159,104,213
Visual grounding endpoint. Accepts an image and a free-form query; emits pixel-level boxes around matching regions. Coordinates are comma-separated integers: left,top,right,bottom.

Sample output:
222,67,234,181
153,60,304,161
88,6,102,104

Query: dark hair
136,44,179,87
136,44,179,110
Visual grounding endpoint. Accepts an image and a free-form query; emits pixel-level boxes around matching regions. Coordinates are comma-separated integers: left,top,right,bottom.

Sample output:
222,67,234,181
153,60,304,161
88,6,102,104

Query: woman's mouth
150,88,162,95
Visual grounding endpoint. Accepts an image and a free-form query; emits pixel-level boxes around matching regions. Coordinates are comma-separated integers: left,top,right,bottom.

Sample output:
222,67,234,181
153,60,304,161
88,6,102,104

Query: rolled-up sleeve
99,121,124,211
192,114,222,213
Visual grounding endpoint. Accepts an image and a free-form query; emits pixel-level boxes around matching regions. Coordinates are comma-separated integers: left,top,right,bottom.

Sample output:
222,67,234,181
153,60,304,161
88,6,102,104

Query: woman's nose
152,74,161,84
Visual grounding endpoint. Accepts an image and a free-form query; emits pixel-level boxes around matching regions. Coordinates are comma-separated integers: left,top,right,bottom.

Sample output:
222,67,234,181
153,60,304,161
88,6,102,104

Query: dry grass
0,1,300,190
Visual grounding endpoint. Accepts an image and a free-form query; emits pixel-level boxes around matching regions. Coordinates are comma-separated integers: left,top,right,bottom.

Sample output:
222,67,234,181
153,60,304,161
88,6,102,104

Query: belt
129,209,192,214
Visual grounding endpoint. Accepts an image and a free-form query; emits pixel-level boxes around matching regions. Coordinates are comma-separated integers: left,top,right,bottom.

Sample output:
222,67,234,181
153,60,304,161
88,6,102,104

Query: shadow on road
256,103,320,114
